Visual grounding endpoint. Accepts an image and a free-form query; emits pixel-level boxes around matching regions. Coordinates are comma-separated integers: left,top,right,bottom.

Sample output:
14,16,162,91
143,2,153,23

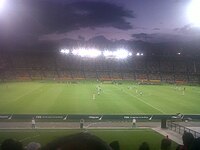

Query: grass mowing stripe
12,86,44,103
0,82,200,114
114,86,165,114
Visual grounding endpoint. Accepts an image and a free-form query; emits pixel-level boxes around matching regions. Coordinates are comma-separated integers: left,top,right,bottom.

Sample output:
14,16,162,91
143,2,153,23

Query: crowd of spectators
0,52,200,83
1,131,200,150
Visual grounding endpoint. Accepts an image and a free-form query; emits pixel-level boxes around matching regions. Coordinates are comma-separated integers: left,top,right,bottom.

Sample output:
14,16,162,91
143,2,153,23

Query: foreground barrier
0,114,200,121
167,121,200,138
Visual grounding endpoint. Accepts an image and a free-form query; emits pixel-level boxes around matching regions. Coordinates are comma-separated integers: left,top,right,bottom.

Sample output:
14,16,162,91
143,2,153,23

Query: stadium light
72,48,101,58
0,0,5,10
187,0,200,27
0,0,8,13
103,50,114,57
136,52,143,56
103,49,132,59
72,49,78,55
128,52,132,56
87,48,102,58
114,49,129,59
60,49,70,54
136,52,140,56
60,47,132,59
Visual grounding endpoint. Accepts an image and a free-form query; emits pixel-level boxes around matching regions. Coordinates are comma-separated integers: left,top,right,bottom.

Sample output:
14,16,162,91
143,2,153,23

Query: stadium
0,0,200,150
0,49,200,115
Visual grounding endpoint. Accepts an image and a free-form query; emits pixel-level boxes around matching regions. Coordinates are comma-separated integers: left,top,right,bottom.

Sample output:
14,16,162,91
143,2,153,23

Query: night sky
0,0,200,53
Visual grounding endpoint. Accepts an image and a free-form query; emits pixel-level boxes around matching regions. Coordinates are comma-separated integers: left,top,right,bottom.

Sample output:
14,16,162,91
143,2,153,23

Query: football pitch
0,81,200,114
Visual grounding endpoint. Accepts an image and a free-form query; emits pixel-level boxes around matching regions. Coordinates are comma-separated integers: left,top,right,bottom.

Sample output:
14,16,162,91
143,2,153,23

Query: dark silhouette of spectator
110,140,120,150
42,132,112,150
1,138,23,150
191,137,200,150
139,142,150,150
26,142,41,150
161,138,171,150
176,131,194,150
182,132,194,150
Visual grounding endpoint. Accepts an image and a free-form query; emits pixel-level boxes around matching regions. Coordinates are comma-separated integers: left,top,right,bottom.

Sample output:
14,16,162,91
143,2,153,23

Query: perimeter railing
167,121,200,138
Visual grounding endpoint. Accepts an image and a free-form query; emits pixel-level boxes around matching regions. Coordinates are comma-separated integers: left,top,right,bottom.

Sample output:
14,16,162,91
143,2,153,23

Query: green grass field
0,81,200,114
0,129,178,150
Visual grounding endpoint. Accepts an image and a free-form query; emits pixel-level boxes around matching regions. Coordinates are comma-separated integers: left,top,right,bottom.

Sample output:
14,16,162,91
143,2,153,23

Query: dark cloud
132,33,189,43
69,1,134,30
0,0,134,50
132,33,154,40
174,24,192,33
58,36,114,49
132,33,200,43
48,35,129,50
153,28,160,31
78,36,85,41
131,31,200,55
174,24,200,35
0,0,134,34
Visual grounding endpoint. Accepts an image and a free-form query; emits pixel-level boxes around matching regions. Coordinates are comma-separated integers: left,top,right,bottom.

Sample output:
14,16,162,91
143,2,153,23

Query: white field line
19,134,40,142
114,86,165,114
85,123,98,128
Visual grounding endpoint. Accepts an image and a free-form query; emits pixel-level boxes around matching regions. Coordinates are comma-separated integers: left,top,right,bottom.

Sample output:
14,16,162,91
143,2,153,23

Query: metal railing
167,121,200,138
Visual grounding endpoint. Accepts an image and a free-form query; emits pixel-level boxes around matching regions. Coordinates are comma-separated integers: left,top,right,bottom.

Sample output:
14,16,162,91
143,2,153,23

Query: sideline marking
19,134,40,142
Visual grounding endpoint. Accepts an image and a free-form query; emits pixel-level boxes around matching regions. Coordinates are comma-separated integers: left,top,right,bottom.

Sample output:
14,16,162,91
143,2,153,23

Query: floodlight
103,50,113,57
61,48,132,59
72,49,78,55
177,52,181,55
141,53,144,56
0,0,5,10
136,52,140,56
88,48,102,58
114,49,129,59
72,48,101,58
60,49,70,54
60,49,65,53
72,48,86,56
187,0,200,27
103,49,132,59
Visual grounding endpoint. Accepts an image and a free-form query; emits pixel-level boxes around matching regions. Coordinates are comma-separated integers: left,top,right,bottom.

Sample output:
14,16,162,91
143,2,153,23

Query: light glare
60,47,133,59
60,49,70,54
187,0,200,27
103,50,113,57
114,49,129,59
0,0,5,9
72,48,101,58
136,53,140,56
